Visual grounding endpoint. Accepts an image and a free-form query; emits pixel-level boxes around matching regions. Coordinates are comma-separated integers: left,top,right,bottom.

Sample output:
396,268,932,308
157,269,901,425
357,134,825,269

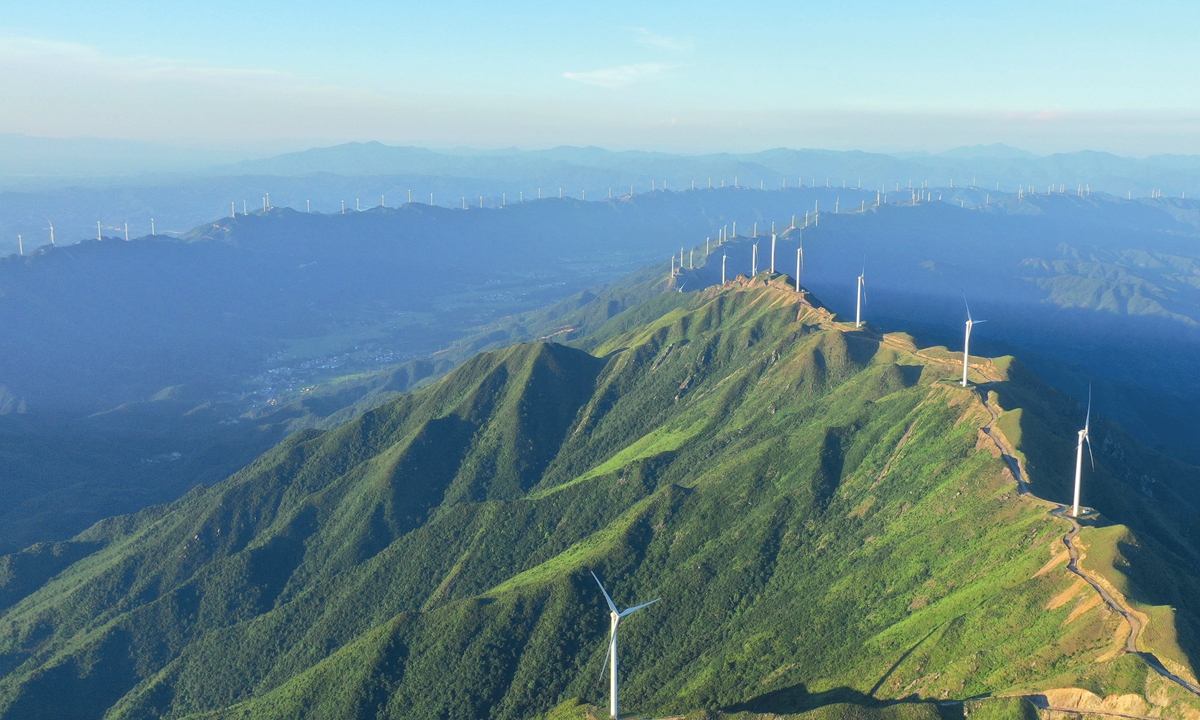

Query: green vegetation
0,275,1195,719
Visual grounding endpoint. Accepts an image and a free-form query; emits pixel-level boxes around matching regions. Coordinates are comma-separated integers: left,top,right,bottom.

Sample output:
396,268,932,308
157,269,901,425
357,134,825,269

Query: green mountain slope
0,275,1196,720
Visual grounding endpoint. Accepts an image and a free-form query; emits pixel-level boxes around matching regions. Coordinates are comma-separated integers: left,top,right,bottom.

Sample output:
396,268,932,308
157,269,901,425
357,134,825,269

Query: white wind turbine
855,263,866,328
961,294,986,387
1072,387,1095,518
592,571,659,720
795,243,803,293
770,233,777,273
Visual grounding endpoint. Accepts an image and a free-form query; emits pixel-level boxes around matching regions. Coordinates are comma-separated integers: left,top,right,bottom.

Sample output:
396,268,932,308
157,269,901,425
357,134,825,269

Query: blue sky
2,0,1198,154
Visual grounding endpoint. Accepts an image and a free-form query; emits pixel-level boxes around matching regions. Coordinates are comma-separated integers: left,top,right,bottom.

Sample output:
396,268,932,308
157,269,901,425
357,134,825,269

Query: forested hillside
0,274,1195,719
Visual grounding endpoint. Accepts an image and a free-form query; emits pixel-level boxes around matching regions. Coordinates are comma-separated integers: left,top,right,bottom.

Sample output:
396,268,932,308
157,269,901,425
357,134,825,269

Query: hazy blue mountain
6,142,1200,258
3,187,1200,553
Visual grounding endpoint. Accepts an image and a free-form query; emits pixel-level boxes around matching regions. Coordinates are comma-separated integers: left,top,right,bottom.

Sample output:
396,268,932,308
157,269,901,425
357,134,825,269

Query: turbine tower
961,294,986,387
722,253,727,284
1072,387,1095,518
48,221,55,246
592,572,659,720
855,265,865,328
770,233,776,273
795,245,803,292
17,235,23,256
751,244,758,276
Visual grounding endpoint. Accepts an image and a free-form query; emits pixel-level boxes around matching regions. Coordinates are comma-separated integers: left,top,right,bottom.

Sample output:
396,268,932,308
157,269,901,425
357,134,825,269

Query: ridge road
739,280,1200,708
974,379,1200,699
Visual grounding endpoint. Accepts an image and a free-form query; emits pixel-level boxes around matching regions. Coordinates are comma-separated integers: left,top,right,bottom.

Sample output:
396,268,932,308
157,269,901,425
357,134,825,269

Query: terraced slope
0,275,1195,720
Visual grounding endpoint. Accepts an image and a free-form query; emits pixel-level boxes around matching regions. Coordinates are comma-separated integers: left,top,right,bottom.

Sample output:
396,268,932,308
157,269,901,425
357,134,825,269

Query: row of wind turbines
13,176,1187,258
961,294,1094,520
12,218,165,257
676,213,1099,518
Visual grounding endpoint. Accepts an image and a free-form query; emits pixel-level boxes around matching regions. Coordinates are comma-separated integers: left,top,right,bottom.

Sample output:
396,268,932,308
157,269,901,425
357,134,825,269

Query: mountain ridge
0,274,1195,719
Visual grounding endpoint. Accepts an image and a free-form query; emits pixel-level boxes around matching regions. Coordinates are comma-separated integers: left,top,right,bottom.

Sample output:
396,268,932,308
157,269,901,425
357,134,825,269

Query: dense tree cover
0,277,1195,719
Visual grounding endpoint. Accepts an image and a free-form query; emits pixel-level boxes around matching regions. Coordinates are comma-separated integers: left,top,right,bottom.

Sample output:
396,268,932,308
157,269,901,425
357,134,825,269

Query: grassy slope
0,276,1193,720
986,357,1200,686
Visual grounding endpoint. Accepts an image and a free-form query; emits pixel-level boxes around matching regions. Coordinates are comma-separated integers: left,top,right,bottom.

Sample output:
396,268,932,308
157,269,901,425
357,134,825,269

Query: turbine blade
1086,435,1095,470
598,641,611,685
1085,384,1092,431
618,598,661,617
591,571,618,615
962,290,972,322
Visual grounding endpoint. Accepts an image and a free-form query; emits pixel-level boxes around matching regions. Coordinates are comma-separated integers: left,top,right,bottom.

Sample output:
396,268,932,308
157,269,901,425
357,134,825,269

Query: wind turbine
722,253,727,284
592,571,659,720
855,264,866,328
795,244,803,293
751,244,758,276
47,221,55,246
17,235,23,256
770,233,777,273
1072,387,1095,518
961,294,986,387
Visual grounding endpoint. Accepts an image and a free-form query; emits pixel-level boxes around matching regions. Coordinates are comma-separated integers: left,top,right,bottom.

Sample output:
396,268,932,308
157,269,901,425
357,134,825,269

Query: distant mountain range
4,140,1200,257
216,141,1200,195
3,187,1200,554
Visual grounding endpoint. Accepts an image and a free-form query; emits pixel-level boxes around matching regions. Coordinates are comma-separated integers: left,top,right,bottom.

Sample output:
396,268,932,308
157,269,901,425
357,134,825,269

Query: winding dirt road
832,319,1200,700
974,383,1200,698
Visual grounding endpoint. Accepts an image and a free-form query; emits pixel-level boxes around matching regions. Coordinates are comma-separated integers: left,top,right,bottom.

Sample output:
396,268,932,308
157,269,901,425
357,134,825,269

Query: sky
2,0,1199,156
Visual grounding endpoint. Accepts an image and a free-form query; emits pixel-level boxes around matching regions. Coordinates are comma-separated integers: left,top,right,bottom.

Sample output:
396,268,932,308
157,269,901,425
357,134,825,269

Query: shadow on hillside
725,683,873,714
728,683,968,720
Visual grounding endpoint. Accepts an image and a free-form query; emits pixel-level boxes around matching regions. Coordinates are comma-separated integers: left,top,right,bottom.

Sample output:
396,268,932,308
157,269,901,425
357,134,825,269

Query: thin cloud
562,63,671,90
0,36,295,85
632,28,694,52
